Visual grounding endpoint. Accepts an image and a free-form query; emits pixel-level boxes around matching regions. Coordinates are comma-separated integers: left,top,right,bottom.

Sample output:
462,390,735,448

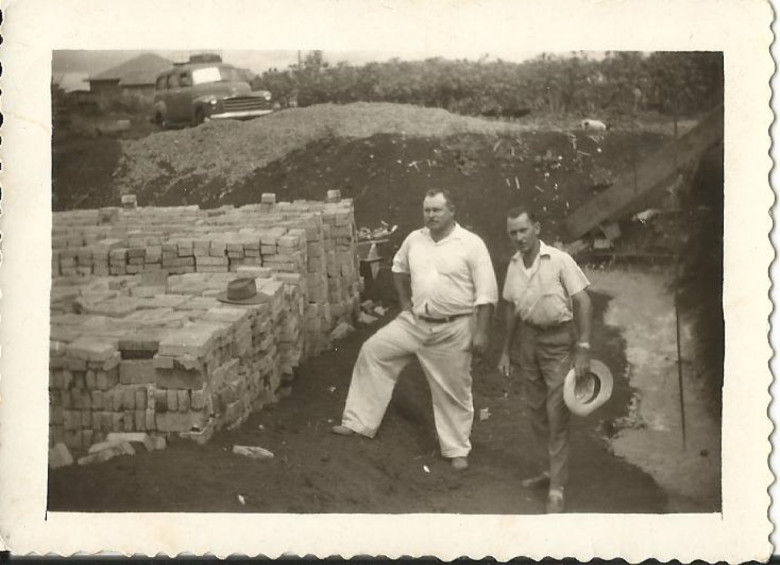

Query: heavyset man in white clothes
332,189,498,470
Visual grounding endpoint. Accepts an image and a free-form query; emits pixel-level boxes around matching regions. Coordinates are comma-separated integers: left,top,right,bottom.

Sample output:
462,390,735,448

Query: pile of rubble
49,192,363,466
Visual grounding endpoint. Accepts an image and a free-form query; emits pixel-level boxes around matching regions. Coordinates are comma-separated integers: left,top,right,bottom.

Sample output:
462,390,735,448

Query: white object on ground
330,321,355,340
581,119,608,131
233,445,275,460
49,443,74,469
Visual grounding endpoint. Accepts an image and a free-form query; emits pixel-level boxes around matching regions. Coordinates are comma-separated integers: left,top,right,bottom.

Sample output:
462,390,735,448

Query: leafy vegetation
253,51,722,119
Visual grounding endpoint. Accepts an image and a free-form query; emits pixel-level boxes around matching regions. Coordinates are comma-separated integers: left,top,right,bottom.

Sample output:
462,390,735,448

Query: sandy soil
589,266,721,512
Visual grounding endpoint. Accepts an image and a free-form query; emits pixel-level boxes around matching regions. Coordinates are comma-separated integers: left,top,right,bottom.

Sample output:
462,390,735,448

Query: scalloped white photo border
0,0,774,560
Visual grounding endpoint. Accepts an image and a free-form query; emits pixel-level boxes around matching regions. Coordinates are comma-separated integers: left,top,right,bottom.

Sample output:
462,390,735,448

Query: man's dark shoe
451,456,469,470
331,424,357,436
545,490,565,514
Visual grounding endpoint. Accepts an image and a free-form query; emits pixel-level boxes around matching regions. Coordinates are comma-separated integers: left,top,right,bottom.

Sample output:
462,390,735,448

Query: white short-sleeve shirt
502,241,589,326
392,224,498,318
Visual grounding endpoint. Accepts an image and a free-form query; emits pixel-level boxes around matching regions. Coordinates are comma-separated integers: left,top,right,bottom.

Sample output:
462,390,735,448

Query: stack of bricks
49,193,363,454
49,272,293,452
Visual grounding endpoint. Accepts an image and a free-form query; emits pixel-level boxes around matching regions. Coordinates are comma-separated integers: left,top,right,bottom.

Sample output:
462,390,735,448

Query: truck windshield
191,66,243,85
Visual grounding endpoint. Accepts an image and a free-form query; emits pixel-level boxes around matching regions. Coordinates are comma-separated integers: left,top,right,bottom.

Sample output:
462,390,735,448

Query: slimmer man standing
333,189,498,470
498,206,592,513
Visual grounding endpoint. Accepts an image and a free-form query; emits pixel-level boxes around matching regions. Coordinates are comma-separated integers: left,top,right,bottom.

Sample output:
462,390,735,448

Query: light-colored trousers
341,310,475,458
516,321,576,490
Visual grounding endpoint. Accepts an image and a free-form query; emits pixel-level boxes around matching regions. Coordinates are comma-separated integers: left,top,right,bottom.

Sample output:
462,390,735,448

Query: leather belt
418,313,472,324
521,320,572,332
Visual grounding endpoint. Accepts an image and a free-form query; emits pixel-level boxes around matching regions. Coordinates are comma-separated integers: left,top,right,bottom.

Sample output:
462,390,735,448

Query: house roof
89,53,172,87
53,72,90,93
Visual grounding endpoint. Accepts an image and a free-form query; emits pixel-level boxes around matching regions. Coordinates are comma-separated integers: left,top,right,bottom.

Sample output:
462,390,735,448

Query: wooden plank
563,108,723,241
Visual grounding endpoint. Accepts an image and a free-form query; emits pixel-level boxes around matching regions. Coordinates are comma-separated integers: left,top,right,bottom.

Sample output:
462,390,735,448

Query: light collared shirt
502,240,589,326
392,223,498,318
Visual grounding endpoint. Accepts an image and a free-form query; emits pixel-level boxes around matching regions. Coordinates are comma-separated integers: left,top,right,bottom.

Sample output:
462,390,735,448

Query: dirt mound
113,103,532,202
225,130,669,263
58,103,673,260
110,105,670,260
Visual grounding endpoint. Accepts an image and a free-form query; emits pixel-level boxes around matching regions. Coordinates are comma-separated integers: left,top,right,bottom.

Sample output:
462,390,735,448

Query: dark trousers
515,321,576,490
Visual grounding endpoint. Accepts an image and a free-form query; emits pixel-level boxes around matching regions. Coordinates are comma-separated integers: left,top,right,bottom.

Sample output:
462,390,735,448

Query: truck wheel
194,108,206,126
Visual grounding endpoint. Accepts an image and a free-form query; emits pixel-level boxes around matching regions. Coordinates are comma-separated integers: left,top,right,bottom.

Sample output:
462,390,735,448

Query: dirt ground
49,265,677,514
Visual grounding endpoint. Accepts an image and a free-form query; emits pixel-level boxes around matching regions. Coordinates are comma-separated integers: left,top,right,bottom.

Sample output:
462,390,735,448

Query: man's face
423,193,455,234
507,213,540,255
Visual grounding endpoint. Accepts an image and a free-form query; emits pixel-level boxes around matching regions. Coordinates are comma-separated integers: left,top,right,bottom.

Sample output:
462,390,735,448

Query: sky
51,48,563,77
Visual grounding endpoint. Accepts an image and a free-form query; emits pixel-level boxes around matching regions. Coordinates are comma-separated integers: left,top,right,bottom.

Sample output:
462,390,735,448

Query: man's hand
471,328,489,356
497,350,512,377
574,346,590,378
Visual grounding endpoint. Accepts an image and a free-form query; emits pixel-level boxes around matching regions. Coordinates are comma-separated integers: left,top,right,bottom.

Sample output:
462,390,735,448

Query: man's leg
416,317,474,460
339,311,420,436
535,326,575,512
517,335,551,485
537,341,573,491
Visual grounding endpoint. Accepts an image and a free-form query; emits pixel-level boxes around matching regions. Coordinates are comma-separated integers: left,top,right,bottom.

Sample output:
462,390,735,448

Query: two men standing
333,191,591,513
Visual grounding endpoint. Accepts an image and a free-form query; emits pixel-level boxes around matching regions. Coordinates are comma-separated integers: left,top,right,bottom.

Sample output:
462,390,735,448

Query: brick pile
49,193,362,455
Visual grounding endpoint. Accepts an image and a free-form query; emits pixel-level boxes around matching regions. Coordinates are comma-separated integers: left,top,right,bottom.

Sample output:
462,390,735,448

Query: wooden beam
563,108,723,241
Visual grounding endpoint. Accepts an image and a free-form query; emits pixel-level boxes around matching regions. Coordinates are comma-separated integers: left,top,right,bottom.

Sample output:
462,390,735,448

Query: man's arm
571,289,592,377
471,303,493,355
468,237,498,356
393,272,413,313
497,300,517,376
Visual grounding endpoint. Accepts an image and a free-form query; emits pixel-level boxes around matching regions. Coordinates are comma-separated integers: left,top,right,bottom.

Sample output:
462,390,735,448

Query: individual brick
177,390,191,412
135,410,146,431
131,388,145,410
158,325,218,358
122,387,136,410
191,388,205,410
66,357,88,372
124,411,135,432
50,405,64,426
210,240,227,257
167,389,179,412
62,409,80,430
119,359,156,385
153,355,175,370
155,389,168,412
145,409,156,431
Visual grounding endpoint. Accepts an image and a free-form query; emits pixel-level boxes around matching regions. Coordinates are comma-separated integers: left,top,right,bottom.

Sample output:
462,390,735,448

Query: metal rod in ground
671,93,686,450
674,292,687,450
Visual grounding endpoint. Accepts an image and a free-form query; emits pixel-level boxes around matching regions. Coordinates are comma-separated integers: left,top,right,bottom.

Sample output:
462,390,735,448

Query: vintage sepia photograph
47,48,724,515
0,0,773,561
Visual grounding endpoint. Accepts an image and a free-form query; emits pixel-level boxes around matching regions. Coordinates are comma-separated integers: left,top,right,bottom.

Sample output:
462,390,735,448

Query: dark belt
418,313,472,324
521,320,572,332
